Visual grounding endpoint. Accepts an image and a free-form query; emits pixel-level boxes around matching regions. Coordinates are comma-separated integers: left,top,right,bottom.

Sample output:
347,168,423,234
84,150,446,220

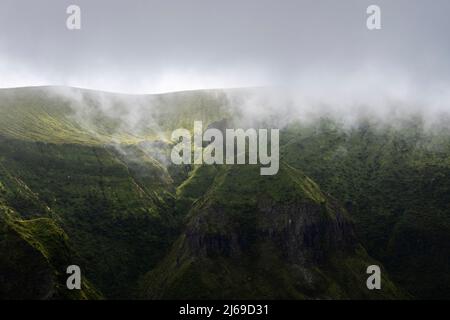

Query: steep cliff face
141,164,404,299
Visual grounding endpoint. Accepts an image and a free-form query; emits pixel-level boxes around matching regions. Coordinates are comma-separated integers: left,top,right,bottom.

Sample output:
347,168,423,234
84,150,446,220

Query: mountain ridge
1,86,448,299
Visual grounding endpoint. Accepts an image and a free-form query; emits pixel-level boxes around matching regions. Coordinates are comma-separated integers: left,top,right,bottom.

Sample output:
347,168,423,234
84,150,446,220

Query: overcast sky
0,0,449,93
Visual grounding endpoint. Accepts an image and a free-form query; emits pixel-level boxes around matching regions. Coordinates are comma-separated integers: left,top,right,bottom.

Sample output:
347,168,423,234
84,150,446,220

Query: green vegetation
0,136,180,298
0,204,101,299
0,87,231,144
0,86,448,299
0,86,232,299
281,117,450,299
141,164,405,299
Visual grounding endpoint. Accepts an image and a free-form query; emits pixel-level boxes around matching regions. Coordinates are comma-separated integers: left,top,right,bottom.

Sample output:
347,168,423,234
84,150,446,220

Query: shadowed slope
141,163,405,299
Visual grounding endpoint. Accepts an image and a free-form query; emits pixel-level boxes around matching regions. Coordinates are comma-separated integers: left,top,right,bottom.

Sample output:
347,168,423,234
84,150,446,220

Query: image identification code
179,304,269,317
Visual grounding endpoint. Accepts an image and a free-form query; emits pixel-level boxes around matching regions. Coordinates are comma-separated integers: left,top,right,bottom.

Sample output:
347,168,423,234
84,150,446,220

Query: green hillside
281,117,450,299
141,163,404,299
0,87,232,144
0,86,235,298
0,178,100,299
0,208,101,299
0,86,448,299
0,136,180,298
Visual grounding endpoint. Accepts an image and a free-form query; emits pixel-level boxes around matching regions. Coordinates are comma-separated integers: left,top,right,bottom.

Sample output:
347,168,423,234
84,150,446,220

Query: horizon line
0,84,272,96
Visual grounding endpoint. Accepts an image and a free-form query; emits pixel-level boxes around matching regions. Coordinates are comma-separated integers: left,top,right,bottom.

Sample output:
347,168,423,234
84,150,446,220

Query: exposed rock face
185,200,356,265
257,200,356,265
141,164,404,299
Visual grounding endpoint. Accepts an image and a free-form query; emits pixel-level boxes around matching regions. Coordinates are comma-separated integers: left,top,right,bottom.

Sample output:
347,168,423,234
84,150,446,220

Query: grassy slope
0,86,231,298
0,86,231,144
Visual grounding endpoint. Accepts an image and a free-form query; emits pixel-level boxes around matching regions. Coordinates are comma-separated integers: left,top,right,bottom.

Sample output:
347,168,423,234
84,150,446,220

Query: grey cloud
0,0,449,93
